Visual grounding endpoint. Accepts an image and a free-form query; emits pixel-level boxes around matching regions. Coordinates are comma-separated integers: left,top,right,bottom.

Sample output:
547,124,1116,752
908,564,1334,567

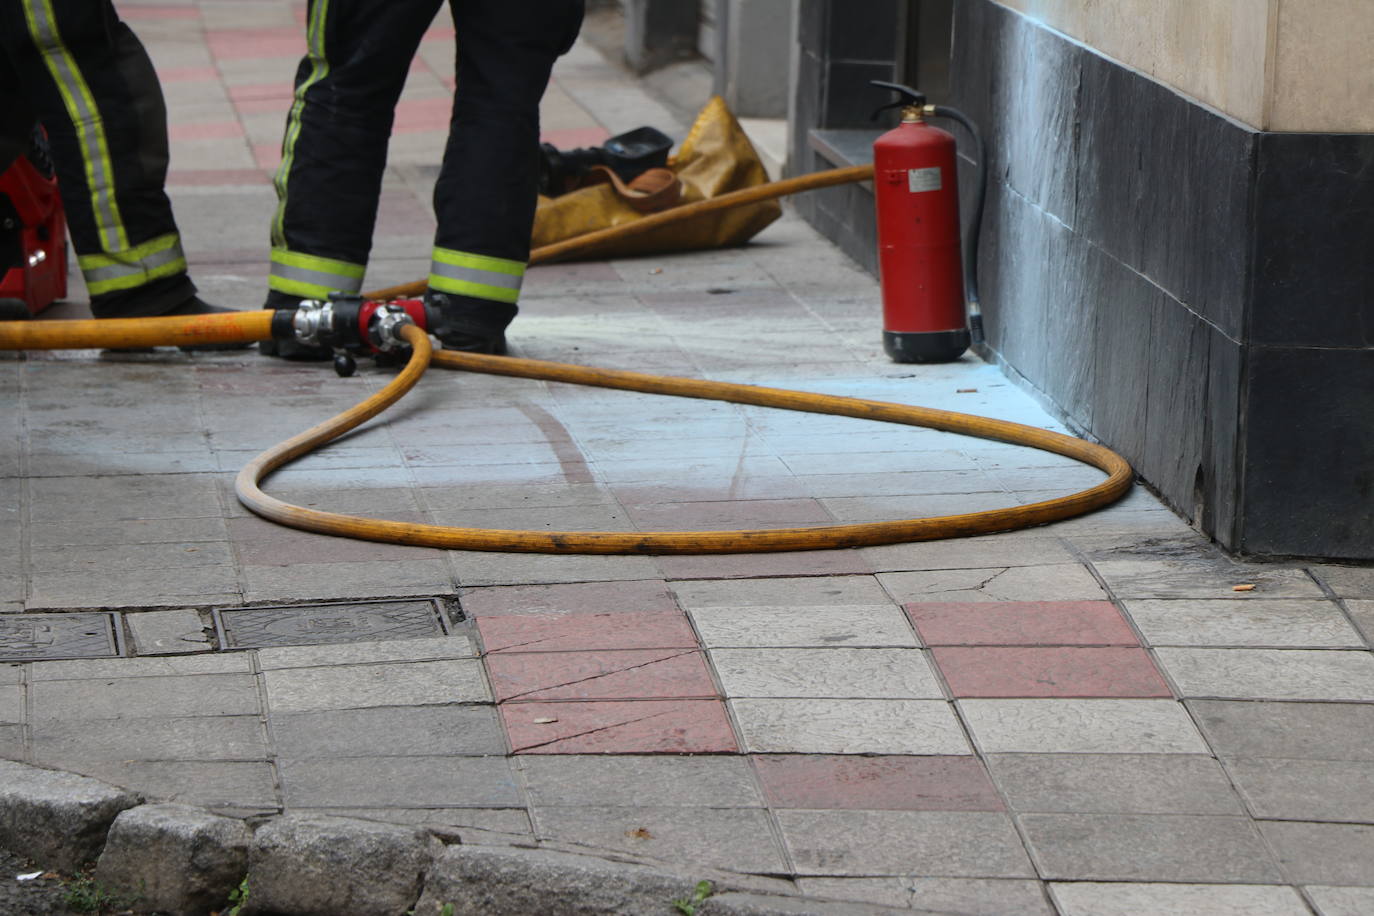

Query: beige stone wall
992,0,1374,132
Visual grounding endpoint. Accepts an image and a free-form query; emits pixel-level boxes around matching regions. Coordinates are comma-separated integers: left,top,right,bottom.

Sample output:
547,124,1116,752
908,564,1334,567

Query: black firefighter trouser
0,0,195,317
268,0,584,320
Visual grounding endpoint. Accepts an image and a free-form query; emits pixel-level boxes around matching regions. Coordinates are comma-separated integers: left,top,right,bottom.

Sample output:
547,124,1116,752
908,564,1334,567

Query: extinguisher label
907,167,942,193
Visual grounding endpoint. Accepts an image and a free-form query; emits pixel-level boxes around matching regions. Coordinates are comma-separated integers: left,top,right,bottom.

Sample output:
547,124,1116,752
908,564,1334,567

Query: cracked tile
500,698,737,754
879,565,1107,602
486,649,717,702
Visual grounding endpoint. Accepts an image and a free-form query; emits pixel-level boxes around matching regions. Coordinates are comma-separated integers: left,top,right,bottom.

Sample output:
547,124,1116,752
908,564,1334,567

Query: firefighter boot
425,291,516,354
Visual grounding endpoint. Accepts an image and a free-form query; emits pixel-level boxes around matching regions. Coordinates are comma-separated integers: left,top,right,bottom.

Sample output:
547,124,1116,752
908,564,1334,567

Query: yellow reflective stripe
429,248,525,303
78,233,187,295
84,256,187,295
431,248,526,277
268,248,365,298
271,0,332,246
23,0,127,251
77,233,182,270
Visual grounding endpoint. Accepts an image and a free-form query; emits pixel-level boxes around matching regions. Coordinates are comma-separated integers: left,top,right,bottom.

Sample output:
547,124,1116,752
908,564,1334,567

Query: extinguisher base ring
883,328,970,364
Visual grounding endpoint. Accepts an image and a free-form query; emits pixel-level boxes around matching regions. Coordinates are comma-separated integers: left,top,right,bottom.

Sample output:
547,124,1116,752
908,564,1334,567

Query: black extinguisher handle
929,105,987,346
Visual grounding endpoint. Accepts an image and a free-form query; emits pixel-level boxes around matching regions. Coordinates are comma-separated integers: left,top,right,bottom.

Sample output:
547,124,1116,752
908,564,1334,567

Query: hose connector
369,304,417,352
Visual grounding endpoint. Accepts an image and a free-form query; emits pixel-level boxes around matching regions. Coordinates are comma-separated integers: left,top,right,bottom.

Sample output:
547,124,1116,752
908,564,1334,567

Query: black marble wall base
939,0,1374,559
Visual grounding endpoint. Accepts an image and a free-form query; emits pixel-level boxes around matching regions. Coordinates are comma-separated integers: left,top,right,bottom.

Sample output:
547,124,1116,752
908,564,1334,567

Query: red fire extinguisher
870,81,985,363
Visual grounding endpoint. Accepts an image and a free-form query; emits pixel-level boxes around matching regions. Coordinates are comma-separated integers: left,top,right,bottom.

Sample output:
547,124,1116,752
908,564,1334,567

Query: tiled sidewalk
4,3,1374,915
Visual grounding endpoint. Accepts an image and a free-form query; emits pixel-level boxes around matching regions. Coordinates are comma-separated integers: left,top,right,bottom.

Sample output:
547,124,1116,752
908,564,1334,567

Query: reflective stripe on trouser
19,0,125,252
428,248,524,304
77,233,186,296
268,248,365,299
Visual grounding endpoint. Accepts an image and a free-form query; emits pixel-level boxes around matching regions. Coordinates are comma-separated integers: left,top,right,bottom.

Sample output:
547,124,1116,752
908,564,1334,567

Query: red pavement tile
754,755,1005,811
207,29,305,61
501,699,738,754
167,169,272,187
905,601,1139,646
460,580,680,617
169,121,245,141
235,98,294,117
254,143,282,170
158,67,219,82
122,5,198,19
394,97,454,134
931,646,1172,698
540,127,612,149
477,610,697,653
487,649,716,702
228,84,296,103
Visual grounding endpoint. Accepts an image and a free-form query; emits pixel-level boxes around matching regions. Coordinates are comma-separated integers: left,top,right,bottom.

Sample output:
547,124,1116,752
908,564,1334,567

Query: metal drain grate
212,599,451,649
0,613,122,661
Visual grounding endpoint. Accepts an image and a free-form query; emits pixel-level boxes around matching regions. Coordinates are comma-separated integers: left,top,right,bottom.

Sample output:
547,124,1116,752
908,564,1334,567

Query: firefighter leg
0,0,209,318
423,0,584,352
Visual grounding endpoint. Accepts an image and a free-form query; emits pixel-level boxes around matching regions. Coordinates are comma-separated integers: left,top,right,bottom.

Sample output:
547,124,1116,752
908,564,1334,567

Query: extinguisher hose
930,105,987,346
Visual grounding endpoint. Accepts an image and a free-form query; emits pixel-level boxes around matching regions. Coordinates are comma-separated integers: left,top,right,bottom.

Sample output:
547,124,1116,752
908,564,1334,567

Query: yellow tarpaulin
530,96,781,260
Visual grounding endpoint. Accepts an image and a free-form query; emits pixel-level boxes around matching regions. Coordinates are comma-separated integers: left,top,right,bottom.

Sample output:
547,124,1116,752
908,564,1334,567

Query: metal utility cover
213,599,450,649
0,613,121,660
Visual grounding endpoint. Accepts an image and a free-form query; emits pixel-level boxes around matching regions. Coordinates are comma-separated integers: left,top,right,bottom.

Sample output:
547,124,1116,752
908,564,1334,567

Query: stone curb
0,761,953,916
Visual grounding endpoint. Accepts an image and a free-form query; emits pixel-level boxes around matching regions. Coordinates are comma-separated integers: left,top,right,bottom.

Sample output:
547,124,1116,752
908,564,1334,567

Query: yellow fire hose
0,165,1134,554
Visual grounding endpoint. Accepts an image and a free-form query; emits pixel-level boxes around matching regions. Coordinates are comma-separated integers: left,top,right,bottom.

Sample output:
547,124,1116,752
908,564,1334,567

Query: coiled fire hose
0,165,1133,554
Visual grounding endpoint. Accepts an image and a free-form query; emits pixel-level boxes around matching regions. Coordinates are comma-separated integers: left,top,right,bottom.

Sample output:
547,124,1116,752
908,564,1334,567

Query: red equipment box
0,132,67,316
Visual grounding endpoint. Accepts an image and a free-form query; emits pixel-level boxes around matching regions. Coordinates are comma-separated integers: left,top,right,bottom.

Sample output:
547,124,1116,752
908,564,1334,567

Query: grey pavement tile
26,516,229,548
0,685,22,725
1259,821,1374,886
1049,882,1309,916
1223,757,1374,823
67,760,279,814
29,654,250,680
730,698,970,755
688,605,918,648
242,559,455,603
1091,558,1325,600
778,810,1034,878
532,805,788,875
958,700,1209,754
1312,565,1374,598
30,674,261,721
877,565,1107,603
654,548,877,582
796,878,1053,916
671,576,893,609
279,756,521,808
27,565,241,609
708,648,945,699
1155,648,1374,700
0,724,23,759
859,534,1078,574
446,552,662,587
126,609,214,655
255,635,477,669
262,658,490,713
1123,598,1365,648
25,540,234,573
1019,814,1281,883
0,665,20,686
987,753,1246,815
1307,886,1374,916
27,474,225,520
1189,700,1374,760
30,715,267,763
1349,601,1374,644
519,755,762,807
270,705,506,758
